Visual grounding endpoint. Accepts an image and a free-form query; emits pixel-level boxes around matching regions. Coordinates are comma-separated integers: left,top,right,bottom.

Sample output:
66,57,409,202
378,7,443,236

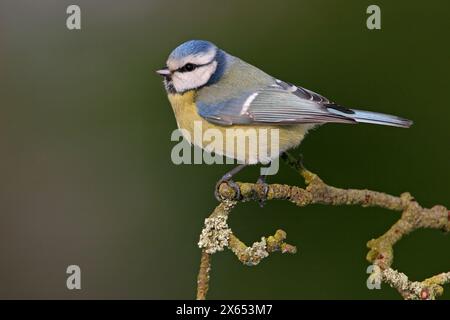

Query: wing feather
197,79,355,126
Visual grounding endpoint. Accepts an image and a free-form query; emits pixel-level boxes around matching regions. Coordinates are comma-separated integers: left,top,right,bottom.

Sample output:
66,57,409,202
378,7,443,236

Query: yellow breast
168,91,311,164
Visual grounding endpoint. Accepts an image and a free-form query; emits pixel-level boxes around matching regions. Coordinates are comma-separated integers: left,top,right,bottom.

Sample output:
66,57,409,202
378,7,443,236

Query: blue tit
157,40,412,200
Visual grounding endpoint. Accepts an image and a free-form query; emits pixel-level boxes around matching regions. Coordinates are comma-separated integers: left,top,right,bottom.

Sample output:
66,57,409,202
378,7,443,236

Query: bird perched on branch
157,40,412,201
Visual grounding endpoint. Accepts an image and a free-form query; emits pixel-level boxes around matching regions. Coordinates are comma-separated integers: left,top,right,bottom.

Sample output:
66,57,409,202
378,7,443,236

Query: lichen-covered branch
228,230,297,266
369,266,450,300
196,250,211,300
196,201,296,299
196,152,449,300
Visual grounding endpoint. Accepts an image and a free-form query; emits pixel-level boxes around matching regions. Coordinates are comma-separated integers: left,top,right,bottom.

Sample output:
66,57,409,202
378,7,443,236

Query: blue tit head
157,40,227,94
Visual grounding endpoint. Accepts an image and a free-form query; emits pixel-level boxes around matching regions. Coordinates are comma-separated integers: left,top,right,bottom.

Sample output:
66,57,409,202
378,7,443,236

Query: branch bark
196,152,449,300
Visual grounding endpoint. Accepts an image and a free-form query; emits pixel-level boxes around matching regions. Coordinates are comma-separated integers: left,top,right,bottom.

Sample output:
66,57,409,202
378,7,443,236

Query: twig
196,152,449,299
196,250,211,300
229,230,297,266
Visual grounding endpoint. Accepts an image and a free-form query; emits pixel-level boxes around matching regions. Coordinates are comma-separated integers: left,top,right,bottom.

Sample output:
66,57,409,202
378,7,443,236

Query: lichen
198,215,232,254
242,237,269,266
197,152,450,300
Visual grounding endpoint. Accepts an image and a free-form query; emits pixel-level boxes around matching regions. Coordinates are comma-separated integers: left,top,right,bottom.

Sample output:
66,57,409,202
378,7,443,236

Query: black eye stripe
178,63,196,73
176,60,213,73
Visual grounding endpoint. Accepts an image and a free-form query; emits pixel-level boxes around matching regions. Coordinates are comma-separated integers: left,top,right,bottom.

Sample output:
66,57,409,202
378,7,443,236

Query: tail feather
327,106,413,128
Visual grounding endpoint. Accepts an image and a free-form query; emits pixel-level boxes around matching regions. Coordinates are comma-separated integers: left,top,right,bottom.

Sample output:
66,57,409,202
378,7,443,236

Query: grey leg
255,174,269,207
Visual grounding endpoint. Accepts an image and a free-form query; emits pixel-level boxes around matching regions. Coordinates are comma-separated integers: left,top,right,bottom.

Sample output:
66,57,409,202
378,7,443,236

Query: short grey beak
156,67,171,76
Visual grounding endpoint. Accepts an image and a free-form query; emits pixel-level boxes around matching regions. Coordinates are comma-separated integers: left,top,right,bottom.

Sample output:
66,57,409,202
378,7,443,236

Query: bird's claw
255,176,269,207
215,179,241,201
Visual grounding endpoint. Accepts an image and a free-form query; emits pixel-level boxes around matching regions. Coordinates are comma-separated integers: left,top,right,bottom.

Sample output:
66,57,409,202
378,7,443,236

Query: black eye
181,63,196,72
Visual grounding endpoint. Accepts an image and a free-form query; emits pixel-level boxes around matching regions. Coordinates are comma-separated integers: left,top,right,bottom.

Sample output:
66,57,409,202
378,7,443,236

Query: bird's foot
255,175,269,207
215,178,241,201
214,164,247,201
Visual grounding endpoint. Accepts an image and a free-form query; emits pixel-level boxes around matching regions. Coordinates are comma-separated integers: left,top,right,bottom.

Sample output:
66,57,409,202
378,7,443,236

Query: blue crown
169,40,216,60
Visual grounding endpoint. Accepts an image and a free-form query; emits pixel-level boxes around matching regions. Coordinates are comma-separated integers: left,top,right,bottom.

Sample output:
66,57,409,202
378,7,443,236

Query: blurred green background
0,0,449,299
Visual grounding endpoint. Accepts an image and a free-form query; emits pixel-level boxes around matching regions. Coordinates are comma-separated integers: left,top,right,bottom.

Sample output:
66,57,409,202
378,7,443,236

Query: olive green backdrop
0,0,449,299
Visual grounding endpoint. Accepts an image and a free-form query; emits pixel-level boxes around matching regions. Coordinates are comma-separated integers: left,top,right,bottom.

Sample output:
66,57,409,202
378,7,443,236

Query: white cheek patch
172,61,218,92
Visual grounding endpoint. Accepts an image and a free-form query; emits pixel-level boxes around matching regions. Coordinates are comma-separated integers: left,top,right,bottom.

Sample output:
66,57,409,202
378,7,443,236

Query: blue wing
197,79,412,128
197,79,354,126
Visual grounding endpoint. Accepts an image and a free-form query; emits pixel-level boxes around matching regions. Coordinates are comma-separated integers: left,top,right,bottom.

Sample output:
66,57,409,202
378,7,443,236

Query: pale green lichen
371,267,448,300
198,215,232,254
243,237,270,266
